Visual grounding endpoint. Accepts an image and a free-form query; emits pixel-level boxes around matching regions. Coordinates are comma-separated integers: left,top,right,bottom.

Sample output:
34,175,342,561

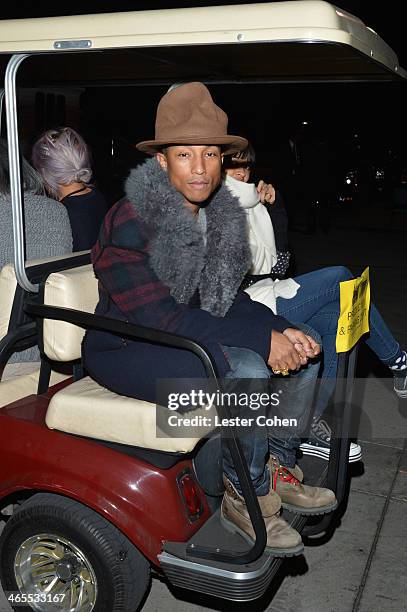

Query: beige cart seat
42,263,211,453
0,253,90,351
0,369,69,408
0,256,82,405
0,263,18,347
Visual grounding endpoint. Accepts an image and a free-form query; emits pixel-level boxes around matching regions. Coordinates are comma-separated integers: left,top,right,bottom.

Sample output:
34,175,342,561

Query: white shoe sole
299,442,362,463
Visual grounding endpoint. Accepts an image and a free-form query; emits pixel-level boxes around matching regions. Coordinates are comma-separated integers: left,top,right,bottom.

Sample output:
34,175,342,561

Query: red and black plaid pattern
92,198,187,332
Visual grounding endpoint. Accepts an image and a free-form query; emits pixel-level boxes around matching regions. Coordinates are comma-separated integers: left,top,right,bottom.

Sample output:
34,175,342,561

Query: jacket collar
125,158,251,316
224,174,259,209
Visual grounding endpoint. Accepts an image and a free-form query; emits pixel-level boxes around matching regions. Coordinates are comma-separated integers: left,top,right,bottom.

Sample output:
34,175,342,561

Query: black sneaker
393,369,407,398
299,417,362,463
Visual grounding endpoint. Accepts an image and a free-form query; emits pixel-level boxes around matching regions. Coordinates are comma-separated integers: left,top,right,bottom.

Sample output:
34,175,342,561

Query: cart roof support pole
5,53,38,293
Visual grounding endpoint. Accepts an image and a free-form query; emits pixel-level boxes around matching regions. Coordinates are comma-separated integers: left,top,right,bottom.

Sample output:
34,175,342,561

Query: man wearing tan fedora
83,82,337,557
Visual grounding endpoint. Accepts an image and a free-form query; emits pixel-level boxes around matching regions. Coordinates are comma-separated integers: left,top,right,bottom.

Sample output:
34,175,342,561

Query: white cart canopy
0,1,405,85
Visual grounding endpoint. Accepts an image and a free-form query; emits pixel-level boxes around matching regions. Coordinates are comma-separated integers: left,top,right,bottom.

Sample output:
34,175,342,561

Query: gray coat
0,191,73,362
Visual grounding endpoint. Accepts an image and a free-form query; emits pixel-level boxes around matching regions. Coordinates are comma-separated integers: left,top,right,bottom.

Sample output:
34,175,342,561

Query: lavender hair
31,127,93,198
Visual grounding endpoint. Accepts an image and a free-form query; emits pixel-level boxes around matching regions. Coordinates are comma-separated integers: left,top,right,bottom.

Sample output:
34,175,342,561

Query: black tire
0,493,150,612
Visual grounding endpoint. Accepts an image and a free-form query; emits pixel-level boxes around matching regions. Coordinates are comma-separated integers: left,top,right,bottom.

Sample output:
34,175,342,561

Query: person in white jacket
223,143,407,462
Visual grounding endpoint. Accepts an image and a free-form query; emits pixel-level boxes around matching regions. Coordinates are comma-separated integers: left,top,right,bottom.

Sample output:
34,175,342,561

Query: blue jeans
221,324,320,496
276,266,400,419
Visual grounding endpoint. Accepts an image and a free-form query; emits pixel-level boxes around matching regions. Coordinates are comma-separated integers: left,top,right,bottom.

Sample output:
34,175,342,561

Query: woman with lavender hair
32,127,108,251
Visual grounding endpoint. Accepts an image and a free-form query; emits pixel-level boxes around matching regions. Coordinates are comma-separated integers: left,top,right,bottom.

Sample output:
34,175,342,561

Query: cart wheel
0,493,150,612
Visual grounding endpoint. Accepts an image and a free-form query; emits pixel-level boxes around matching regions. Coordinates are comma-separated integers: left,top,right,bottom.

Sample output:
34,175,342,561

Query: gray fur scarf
125,158,251,317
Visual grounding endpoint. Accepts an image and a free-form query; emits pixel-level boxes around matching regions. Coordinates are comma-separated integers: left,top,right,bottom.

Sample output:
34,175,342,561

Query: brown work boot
220,475,303,557
268,455,337,516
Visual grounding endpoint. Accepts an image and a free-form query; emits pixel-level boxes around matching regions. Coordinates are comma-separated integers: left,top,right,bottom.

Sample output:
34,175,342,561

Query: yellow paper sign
336,267,370,353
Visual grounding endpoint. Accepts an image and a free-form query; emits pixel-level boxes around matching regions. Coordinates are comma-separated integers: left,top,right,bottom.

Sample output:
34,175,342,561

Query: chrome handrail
5,53,38,293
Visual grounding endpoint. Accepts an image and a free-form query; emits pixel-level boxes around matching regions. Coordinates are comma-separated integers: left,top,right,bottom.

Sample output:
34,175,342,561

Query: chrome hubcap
14,533,97,611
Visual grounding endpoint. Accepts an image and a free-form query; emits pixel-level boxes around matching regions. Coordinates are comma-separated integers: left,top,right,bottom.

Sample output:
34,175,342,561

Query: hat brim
136,135,248,156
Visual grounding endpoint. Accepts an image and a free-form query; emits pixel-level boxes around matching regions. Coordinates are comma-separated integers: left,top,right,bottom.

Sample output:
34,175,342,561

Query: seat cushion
0,251,91,351
0,264,17,344
46,376,213,453
0,369,70,408
43,264,99,362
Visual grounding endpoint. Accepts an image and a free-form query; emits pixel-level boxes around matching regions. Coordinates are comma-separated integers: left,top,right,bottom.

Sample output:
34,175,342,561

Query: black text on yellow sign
336,267,370,353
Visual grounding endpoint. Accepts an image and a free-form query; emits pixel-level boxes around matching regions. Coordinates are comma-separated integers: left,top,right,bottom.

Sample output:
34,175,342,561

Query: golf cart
0,2,405,610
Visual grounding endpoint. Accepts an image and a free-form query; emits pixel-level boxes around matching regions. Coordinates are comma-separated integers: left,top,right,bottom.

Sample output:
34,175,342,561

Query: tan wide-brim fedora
136,82,248,156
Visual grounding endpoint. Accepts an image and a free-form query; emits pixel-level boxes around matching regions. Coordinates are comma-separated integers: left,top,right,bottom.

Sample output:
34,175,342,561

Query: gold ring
281,368,289,376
